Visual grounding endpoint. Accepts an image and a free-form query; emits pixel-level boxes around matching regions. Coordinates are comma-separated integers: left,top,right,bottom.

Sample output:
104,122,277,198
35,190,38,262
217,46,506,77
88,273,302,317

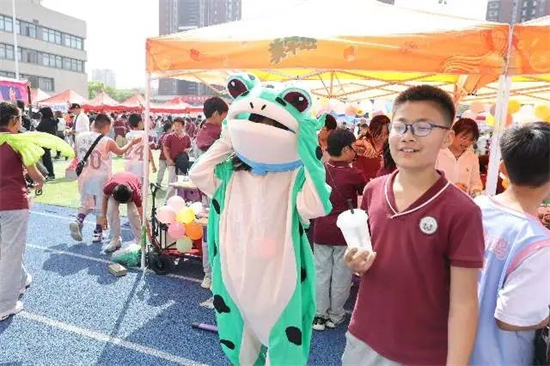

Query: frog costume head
225,73,325,176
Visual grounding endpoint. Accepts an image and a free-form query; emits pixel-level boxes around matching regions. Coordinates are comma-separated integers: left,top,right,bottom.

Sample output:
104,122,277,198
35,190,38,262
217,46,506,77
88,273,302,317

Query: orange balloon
185,222,203,240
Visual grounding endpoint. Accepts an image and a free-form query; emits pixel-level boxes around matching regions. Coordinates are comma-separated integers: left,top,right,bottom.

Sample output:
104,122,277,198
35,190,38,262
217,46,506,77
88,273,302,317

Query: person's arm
108,137,140,156
469,153,483,197
446,266,479,366
98,194,109,229
148,146,157,172
163,138,174,165
26,164,45,191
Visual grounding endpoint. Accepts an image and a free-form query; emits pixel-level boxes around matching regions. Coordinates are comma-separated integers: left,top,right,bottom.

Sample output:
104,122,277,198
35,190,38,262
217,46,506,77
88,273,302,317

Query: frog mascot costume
190,74,332,365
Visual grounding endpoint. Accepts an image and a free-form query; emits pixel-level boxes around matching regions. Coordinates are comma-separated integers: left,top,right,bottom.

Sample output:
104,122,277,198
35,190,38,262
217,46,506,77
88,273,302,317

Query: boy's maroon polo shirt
164,132,191,161
0,129,28,211
313,160,366,246
348,170,484,365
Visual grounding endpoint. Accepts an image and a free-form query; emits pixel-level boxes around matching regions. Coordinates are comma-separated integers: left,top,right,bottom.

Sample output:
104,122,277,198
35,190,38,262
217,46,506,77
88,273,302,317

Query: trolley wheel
148,253,174,275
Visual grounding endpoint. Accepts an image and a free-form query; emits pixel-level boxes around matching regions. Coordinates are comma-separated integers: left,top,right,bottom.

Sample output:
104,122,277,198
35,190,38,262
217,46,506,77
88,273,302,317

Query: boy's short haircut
94,113,112,129
393,85,456,125
324,114,337,131
16,100,25,110
163,121,172,133
173,117,185,126
0,101,19,127
327,128,356,157
203,97,229,119
452,118,480,141
501,121,550,188
112,184,133,203
128,113,142,128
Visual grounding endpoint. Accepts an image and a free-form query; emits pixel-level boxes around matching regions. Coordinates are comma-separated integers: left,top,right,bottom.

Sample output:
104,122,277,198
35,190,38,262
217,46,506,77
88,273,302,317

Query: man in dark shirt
312,128,366,331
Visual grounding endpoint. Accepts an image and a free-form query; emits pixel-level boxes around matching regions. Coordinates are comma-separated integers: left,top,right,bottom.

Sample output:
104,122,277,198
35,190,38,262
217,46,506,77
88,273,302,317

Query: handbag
75,135,104,177
533,305,550,366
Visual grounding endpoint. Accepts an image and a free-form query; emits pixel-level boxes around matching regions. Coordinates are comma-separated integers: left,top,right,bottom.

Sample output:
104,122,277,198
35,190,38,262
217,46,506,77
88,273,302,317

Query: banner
0,77,29,104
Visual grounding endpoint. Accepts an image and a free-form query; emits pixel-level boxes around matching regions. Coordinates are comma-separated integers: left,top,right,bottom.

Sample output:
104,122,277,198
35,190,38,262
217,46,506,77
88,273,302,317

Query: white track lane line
26,244,202,284
19,311,207,366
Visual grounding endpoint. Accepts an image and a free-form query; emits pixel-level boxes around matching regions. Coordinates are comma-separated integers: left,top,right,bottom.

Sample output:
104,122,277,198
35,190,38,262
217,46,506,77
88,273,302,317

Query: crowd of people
0,82,549,365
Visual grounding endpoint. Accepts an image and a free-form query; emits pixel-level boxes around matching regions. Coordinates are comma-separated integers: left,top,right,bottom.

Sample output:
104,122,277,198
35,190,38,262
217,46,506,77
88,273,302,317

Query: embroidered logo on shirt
419,216,438,235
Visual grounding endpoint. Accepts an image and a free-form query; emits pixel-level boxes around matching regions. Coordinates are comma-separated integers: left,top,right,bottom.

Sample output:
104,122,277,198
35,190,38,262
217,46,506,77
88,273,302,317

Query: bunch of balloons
464,100,550,128
156,196,205,253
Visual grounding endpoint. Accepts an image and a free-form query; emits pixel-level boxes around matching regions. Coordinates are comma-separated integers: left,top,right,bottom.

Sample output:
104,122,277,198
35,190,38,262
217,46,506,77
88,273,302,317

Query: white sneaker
92,231,104,243
0,301,23,321
312,316,327,331
326,317,345,329
201,277,212,289
69,221,83,242
105,238,121,253
19,274,33,295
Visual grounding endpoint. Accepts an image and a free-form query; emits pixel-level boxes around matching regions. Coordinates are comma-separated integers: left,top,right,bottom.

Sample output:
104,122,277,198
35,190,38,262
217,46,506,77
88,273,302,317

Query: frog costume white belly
190,74,332,365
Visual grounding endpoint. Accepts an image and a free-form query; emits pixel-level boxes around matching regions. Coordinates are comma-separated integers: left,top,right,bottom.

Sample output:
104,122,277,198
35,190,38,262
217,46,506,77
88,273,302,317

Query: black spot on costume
213,295,231,314
285,327,302,346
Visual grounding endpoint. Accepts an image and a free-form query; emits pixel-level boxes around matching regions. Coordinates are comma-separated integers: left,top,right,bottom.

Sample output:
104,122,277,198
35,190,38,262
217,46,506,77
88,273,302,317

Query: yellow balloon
485,114,495,127
507,100,521,115
176,208,195,224
534,105,550,120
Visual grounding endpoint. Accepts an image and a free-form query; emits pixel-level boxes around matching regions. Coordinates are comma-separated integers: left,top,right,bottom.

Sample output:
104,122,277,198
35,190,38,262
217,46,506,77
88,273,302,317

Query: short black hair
203,97,229,119
16,100,25,109
128,113,142,128
0,101,19,127
393,85,456,125
173,117,185,126
501,122,550,188
112,184,133,203
452,118,480,141
39,107,54,120
163,121,172,133
94,113,112,129
327,128,356,157
324,114,337,131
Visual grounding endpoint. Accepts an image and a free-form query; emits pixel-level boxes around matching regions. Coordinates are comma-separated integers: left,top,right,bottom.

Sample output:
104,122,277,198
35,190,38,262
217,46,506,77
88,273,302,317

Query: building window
0,44,14,60
24,22,36,38
39,77,54,91
0,70,16,78
42,53,50,66
1,15,13,32
16,20,20,34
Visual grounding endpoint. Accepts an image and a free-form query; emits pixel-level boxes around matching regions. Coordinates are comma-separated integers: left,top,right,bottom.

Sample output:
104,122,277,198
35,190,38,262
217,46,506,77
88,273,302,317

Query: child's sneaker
104,238,121,253
92,231,104,243
19,274,33,295
69,221,83,242
0,301,23,322
326,317,345,329
201,276,212,289
312,316,327,331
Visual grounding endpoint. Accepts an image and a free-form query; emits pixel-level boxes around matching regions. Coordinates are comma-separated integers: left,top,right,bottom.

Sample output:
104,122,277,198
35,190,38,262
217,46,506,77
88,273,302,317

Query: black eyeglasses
391,120,450,137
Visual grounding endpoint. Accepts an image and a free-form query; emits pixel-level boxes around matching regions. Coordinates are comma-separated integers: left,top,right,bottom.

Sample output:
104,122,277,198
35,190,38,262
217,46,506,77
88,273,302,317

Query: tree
87,82,138,102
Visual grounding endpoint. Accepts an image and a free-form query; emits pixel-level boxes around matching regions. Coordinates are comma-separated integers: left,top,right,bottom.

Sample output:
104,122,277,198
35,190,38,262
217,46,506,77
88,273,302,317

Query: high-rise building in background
486,0,549,23
92,69,116,88
0,0,87,96
158,0,242,96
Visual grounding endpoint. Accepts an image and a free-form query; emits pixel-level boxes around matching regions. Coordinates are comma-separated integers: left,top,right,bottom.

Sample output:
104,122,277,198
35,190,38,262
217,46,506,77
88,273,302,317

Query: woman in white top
436,117,483,197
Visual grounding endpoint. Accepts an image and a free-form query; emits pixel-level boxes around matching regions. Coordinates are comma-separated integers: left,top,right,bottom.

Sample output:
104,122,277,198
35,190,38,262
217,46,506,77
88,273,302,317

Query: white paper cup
337,209,372,251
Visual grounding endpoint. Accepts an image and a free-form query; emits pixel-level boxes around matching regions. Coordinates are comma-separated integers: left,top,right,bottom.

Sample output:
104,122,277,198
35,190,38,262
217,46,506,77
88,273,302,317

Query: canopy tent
119,93,146,111
30,88,51,103
83,91,121,112
39,89,87,106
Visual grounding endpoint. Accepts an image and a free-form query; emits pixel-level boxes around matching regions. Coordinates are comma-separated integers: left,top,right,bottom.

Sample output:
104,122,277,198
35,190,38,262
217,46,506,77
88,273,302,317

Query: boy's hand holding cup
338,199,376,274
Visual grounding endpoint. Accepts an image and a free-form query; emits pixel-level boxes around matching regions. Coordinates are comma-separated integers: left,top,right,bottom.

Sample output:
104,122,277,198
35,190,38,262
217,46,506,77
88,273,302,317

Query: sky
41,0,488,90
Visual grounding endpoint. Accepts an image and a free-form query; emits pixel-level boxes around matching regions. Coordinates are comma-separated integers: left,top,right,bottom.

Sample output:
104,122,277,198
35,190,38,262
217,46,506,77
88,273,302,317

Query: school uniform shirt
0,129,28,211
164,132,191,161
436,148,483,195
313,160,366,246
348,170,485,366
76,131,113,198
196,122,221,152
470,196,550,366
112,119,128,138
103,172,143,208
157,132,170,161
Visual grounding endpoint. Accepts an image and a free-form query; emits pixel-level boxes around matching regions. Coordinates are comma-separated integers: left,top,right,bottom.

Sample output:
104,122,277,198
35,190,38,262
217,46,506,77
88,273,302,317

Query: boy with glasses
343,86,485,365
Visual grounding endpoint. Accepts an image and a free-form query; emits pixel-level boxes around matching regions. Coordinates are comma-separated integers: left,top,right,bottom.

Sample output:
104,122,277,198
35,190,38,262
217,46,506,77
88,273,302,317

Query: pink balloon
470,102,485,114
167,222,186,239
167,196,186,212
157,206,176,225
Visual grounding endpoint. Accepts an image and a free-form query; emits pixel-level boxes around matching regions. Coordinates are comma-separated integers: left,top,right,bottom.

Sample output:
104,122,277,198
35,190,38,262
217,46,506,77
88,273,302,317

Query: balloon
534,104,550,120
507,100,521,114
329,99,346,114
176,207,195,224
345,105,357,117
505,113,514,127
185,222,203,240
175,236,193,253
461,110,477,120
157,206,176,225
485,114,495,127
167,222,185,239
470,102,485,114
190,202,204,216
356,109,364,116
167,196,186,212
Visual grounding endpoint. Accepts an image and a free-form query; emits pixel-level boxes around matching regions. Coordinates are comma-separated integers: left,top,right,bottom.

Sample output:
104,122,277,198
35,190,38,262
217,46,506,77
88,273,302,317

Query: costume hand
344,247,376,275
98,216,108,230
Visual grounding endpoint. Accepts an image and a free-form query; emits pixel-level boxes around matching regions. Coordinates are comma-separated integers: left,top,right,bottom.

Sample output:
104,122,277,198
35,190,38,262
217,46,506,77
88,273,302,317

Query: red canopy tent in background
119,93,146,111
30,88,50,103
39,89,87,106
83,91,121,112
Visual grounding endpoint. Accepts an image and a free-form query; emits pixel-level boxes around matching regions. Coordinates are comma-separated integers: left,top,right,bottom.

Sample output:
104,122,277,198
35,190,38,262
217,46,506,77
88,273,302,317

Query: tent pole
485,24,514,196
141,73,152,270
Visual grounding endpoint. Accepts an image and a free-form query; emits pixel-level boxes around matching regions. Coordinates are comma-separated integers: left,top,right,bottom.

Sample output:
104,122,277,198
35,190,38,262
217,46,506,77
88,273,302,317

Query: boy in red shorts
343,86,485,366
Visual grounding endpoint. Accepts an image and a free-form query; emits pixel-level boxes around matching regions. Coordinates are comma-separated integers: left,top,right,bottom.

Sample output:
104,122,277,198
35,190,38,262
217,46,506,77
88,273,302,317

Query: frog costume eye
280,88,312,114
227,74,260,99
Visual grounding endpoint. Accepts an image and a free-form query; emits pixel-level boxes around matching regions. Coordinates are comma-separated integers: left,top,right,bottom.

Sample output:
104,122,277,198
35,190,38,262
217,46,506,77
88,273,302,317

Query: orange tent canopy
83,91,121,111
39,89,87,106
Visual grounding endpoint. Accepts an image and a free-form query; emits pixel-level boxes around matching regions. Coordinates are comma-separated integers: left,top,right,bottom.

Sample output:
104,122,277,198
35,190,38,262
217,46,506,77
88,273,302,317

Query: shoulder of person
443,184,482,217
363,175,385,196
